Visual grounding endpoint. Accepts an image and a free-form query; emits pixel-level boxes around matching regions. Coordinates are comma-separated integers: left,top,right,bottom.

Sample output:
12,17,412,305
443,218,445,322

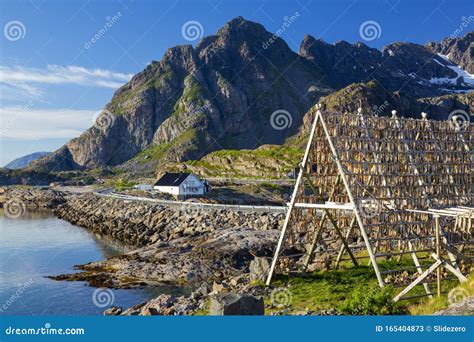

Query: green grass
105,178,136,191
192,298,210,316
267,265,400,314
190,256,471,316
177,145,303,179
210,146,302,162
135,144,173,164
408,273,474,315
265,255,468,315
133,129,202,164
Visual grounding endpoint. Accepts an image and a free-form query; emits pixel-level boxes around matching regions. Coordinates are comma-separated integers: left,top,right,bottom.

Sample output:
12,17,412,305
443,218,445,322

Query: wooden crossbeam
393,260,442,302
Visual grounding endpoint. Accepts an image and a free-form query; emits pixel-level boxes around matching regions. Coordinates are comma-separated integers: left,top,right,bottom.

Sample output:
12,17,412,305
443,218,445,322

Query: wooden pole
435,215,441,297
265,107,322,286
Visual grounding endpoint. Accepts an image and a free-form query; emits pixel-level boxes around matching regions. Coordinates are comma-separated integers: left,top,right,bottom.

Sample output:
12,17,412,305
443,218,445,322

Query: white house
153,172,209,198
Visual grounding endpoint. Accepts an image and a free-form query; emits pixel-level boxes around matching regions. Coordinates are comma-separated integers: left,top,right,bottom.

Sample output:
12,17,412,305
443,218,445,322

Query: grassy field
263,256,469,315
408,273,474,315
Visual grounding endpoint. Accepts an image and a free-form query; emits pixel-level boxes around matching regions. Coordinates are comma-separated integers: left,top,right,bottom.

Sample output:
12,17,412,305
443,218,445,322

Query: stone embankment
52,194,284,247
0,187,65,210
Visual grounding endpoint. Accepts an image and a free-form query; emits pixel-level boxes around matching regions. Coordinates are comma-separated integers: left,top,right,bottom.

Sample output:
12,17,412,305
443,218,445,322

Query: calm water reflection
0,209,189,315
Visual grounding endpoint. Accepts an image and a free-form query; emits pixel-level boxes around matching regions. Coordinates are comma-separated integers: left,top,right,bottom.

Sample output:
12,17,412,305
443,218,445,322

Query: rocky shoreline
1,187,285,315
50,194,284,289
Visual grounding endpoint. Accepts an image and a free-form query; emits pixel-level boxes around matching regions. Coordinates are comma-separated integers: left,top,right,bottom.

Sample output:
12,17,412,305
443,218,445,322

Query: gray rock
210,293,264,315
190,283,210,300
249,257,270,282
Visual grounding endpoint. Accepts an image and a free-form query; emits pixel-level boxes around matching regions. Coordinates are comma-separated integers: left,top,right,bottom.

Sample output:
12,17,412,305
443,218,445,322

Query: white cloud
0,64,133,99
0,82,43,101
0,106,96,140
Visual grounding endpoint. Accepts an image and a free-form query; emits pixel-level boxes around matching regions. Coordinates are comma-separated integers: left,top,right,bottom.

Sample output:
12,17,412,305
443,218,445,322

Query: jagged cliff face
427,32,473,73
30,18,473,173
300,35,473,97
32,17,330,171
300,82,473,135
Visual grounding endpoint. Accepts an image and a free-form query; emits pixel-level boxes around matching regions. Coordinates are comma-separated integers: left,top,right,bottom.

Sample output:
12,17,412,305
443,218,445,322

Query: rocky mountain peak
427,30,473,73
29,19,473,175
216,16,267,38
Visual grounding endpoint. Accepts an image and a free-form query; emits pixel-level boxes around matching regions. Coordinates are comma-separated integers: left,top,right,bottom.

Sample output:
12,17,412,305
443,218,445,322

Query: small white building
153,172,208,198
134,184,152,191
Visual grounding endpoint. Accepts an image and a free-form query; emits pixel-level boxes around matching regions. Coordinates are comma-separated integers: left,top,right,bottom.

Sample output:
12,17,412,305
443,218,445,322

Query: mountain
31,17,332,172
5,152,51,169
30,18,473,175
300,81,473,134
300,35,474,96
427,32,473,73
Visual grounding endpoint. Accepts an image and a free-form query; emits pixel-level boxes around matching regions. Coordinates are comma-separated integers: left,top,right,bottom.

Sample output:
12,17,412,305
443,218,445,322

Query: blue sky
0,0,473,165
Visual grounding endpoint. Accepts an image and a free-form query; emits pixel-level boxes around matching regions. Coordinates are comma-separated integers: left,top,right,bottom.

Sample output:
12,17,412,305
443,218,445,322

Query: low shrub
339,282,405,315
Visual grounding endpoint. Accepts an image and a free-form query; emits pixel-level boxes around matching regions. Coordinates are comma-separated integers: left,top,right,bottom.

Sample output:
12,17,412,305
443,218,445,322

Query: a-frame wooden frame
266,105,472,302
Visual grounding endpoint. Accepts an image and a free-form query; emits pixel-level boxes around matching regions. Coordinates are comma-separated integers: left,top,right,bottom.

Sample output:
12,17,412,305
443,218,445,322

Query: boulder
103,306,123,315
249,257,270,282
140,294,176,315
210,293,264,315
